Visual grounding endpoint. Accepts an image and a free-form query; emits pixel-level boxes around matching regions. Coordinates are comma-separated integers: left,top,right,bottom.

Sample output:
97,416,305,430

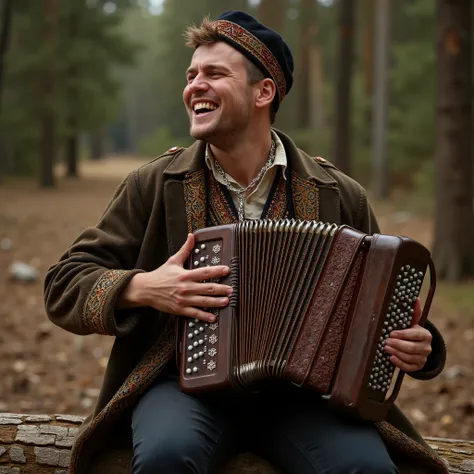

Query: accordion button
199,351,204,357
193,341,198,347
194,249,200,254
189,322,195,328
194,261,199,266
188,345,193,351
194,330,199,335
188,333,193,339
193,367,199,373
194,318,199,322
201,244,206,250
199,339,204,345
186,368,192,374
200,257,205,262
187,357,192,363
193,354,199,360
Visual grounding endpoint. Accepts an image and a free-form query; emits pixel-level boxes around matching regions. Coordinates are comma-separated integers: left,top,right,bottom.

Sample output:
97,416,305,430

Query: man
44,11,447,474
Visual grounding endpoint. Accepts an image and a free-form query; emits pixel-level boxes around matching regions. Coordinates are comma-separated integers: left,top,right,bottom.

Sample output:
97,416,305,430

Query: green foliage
1,0,140,176
1,0,444,195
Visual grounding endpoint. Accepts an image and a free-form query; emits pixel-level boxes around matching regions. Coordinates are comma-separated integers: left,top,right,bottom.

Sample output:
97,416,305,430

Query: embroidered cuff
82,269,143,336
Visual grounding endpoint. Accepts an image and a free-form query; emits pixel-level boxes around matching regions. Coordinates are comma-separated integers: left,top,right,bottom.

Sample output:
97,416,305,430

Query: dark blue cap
214,10,294,108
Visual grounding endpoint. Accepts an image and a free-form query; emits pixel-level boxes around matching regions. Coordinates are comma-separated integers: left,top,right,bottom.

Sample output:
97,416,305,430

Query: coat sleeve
43,170,148,337
354,188,446,381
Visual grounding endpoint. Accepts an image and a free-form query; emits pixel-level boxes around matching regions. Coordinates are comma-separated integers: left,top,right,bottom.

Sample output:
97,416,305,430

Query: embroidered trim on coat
183,170,207,233
263,173,290,220
207,171,239,225
215,20,287,102
82,269,130,335
291,171,320,221
70,320,176,472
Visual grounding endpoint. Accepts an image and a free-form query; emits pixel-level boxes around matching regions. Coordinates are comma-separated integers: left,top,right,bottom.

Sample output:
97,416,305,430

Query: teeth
193,102,218,112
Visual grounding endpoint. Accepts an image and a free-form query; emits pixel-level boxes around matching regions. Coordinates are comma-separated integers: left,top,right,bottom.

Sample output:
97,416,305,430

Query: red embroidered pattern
215,20,287,102
82,269,130,335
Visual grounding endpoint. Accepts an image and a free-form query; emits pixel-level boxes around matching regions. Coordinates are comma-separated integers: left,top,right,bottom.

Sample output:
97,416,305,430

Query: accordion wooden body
177,219,436,422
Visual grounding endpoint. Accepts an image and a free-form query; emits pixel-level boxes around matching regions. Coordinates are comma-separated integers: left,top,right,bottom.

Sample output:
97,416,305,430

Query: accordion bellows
177,219,436,422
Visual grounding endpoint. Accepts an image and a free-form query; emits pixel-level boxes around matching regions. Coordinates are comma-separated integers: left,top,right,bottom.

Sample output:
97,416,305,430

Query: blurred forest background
0,0,473,441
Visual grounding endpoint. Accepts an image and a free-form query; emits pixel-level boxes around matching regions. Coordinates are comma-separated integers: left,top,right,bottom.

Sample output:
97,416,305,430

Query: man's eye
211,72,223,78
187,76,195,83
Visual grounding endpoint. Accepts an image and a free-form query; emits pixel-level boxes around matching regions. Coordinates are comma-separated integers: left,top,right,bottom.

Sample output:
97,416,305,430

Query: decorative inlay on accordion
177,219,436,421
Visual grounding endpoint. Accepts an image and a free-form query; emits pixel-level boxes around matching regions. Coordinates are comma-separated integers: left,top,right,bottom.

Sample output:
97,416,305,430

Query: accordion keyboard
183,239,223,378
368,262,425,397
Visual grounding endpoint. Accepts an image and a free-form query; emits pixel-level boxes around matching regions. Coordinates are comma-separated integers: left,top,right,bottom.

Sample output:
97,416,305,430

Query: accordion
177,219,436,422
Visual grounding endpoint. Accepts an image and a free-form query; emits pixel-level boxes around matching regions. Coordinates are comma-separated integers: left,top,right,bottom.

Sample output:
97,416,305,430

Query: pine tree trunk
0,0,13,185
39,0,58,188
66,134,78,177
297,0,313,130
433,0,474,281
362,0,374,148
0,0,13,111
332,0,356,176
371,0,391,199
65,4,79,178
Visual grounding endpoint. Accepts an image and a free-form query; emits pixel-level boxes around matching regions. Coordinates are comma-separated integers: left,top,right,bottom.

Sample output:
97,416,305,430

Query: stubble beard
189,103,252,143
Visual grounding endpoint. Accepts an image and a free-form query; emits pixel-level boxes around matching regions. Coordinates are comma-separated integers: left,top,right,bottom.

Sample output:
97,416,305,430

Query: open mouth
193,101,219,118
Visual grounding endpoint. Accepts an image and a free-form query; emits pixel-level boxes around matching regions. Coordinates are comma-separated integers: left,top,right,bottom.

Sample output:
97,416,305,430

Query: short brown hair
184,17,277,124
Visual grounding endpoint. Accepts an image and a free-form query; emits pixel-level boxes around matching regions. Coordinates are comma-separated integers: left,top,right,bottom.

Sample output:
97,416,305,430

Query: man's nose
188,74,209,93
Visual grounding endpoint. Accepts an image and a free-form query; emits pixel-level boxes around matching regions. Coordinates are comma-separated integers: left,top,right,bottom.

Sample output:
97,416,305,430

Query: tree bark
65,3,79,178
296,0,313,130
0,0,13,185
0,0,13,112
332,0,356,176
371,0,391,199
362,0,374,148
433,0,474,281
0,414,471,473
65,134,78,177
39,0,58,188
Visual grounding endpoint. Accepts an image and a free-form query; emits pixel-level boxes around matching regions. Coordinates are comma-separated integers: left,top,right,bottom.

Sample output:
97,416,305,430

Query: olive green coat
44,130,448,474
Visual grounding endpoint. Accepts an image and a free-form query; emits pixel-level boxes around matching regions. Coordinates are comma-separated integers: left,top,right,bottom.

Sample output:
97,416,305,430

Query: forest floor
0,156,473,440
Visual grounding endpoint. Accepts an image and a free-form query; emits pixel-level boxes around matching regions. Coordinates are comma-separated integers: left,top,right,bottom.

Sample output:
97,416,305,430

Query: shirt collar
205,130,287,185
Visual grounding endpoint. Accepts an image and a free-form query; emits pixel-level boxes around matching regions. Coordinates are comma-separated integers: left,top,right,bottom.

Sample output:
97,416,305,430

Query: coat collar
163,128,337,186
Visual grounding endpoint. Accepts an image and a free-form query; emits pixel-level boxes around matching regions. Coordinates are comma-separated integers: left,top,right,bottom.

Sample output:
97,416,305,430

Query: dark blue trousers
131,373,398,474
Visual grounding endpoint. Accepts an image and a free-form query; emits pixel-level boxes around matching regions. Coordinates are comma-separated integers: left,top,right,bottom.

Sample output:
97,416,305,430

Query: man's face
183,42,255,142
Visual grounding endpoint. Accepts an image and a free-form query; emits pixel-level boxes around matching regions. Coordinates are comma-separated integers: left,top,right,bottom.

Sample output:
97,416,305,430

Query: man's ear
255,78,276,110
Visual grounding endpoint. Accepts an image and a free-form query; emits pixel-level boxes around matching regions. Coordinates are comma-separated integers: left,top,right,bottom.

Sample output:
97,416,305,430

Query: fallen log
0,413,472,473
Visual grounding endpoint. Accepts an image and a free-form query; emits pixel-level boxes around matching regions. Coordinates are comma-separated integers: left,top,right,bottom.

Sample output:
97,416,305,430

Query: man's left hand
383,297,432,372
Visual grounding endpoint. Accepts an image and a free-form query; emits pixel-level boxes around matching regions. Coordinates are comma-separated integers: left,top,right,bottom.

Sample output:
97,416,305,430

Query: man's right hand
117,233,232,322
